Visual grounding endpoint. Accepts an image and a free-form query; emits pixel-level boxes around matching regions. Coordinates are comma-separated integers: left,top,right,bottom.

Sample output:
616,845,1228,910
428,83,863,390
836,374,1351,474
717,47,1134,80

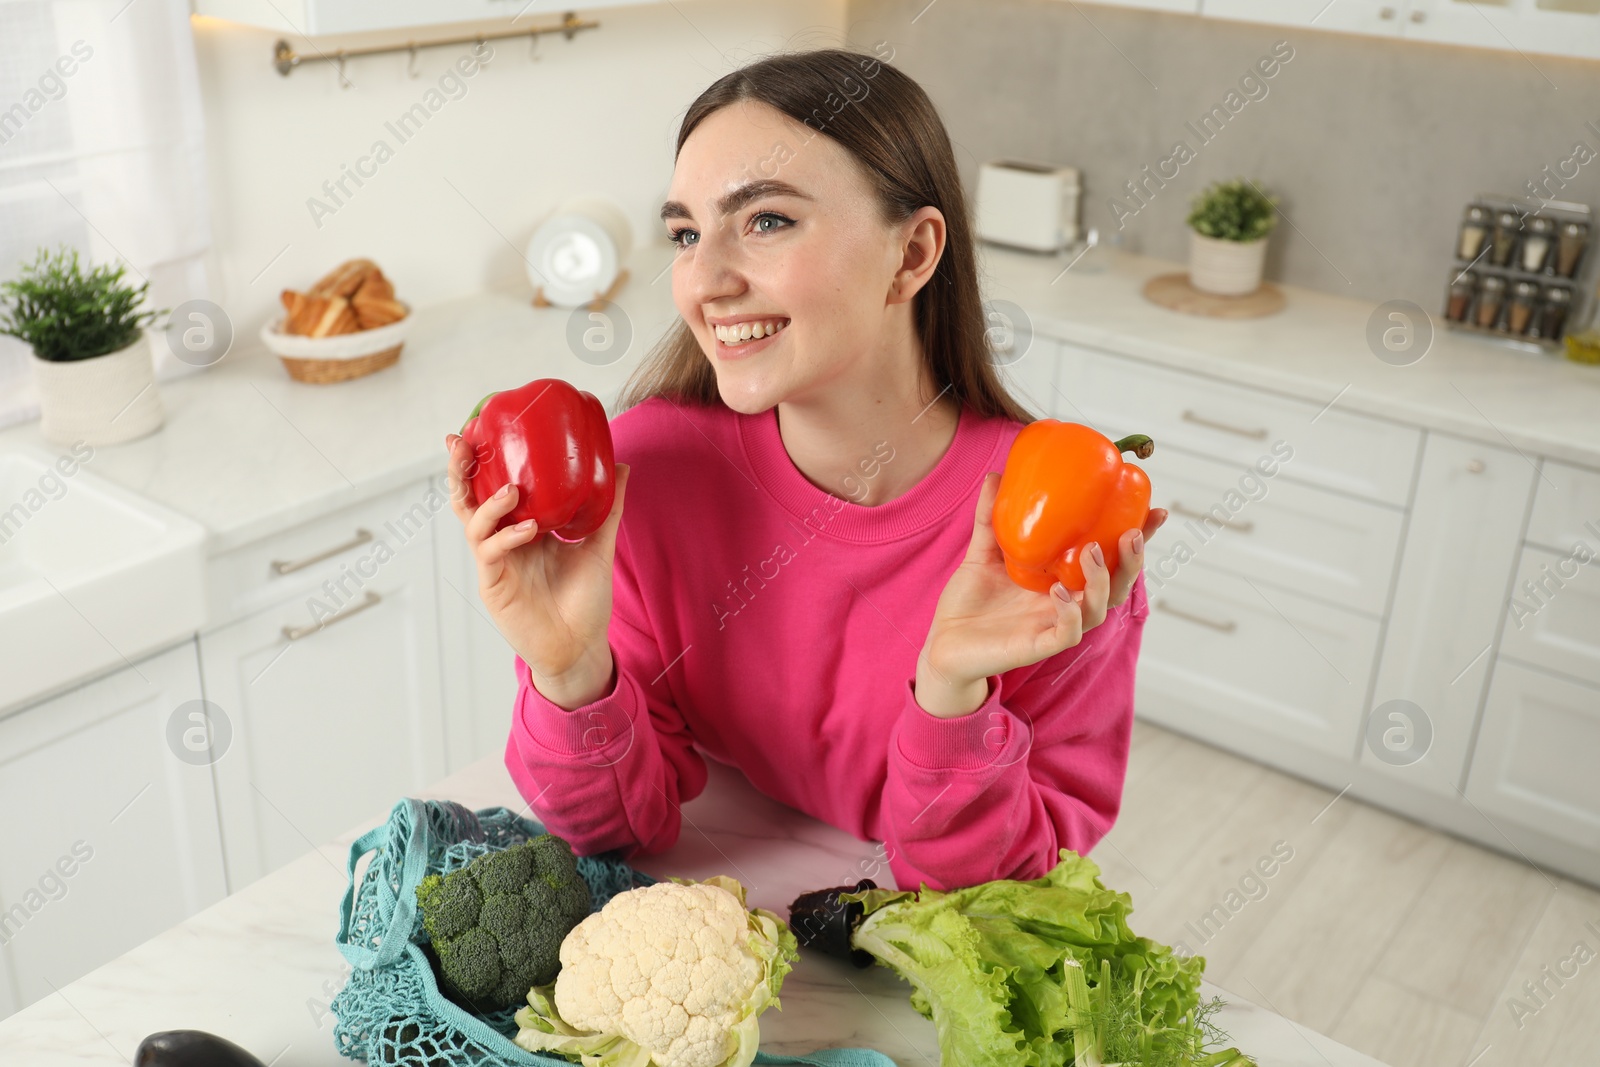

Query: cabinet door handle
1409,8,1426,21
1380,5,1396,17
1466,458,1485,473
1181,409,1269,440
1170,502,1255,533
1155,599,1238,633
271,528,374,575
282,590,382,641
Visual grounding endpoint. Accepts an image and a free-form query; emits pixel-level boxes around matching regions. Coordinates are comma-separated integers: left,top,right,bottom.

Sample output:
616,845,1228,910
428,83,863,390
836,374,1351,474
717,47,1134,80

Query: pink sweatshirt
504,396,1148,891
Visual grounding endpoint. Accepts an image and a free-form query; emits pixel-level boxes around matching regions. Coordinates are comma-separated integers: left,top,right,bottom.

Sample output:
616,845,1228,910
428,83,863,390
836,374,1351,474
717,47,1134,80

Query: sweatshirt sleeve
503,530,707,861
881,571,1149,891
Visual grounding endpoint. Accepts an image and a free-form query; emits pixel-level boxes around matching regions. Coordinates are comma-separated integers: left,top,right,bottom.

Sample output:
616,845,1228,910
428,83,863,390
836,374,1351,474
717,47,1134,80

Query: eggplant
134,1029,267,1067
787,878,877,968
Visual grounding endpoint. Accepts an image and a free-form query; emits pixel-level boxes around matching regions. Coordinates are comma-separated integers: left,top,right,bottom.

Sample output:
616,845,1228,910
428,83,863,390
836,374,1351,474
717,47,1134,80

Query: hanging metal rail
272,11,598,78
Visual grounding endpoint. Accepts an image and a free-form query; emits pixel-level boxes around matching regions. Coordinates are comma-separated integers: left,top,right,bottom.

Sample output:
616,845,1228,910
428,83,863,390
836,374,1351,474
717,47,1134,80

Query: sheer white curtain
0,0,213,429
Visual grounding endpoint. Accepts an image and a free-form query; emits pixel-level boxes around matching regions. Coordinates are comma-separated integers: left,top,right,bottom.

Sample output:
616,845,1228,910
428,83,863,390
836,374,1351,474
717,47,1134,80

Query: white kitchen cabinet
1404,0,1600,60
997,334,1064,423
1201,0,1599,56
199,483,448,892
1046,336,1600,882
1362,433,1535,797
1525,457,1600,556
1055,342,1423,506
1145,445,1405,616
0,642,226,1020
1202,0,1408,35
435,516,522,772
1466,659,1600,850
1499,542,1600,688
1059,340,1394,766
205,477,451,631
1137,558,1382,760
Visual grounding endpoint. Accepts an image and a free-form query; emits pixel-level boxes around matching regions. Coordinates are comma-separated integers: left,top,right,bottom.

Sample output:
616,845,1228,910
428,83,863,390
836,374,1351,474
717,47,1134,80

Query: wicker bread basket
260,304,411,384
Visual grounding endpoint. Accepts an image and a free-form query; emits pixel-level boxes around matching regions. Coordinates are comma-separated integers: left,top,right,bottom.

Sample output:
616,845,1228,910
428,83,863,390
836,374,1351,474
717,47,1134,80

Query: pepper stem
460,391,498,434
1115,433,1155,460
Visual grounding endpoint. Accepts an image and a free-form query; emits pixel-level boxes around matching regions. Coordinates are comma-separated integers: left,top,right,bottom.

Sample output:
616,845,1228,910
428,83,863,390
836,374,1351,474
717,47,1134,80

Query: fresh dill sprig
1070,962,1256,1067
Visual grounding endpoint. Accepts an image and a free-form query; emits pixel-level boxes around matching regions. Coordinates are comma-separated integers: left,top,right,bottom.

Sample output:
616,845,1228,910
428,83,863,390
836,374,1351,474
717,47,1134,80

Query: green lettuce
840,849,1253,1066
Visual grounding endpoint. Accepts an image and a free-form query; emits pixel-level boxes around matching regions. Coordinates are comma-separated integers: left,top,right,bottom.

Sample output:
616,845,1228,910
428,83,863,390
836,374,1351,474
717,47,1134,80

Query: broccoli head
416,833,592,1010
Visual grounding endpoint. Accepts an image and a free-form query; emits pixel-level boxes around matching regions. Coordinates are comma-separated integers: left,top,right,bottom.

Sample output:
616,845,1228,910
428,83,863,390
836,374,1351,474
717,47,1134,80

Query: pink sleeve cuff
895,675,1027,771
514,655,639,758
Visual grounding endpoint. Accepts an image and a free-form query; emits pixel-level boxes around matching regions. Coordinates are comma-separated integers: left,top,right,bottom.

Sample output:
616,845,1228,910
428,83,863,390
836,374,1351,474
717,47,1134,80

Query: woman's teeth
715,318,789,346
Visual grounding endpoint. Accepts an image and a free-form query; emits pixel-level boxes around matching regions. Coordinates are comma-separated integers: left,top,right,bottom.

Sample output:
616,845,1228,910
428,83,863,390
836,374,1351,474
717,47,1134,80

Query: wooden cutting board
1142,272,1286,318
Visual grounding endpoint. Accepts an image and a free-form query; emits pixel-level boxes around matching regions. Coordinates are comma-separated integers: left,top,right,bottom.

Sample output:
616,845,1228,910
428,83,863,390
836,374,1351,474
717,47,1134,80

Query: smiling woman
445,47,1168,893
622,45,1028,433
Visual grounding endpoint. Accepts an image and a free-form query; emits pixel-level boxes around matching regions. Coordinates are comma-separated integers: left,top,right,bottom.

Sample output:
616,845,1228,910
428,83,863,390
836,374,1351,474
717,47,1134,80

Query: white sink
0,448,206,713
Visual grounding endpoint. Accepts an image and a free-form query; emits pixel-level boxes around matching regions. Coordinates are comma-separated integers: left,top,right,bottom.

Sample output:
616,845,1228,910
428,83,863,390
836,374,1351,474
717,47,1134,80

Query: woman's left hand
914,471,1168,719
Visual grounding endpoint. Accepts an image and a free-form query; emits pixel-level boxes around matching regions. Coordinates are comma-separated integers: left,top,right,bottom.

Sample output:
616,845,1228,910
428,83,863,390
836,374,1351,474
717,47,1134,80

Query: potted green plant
0,246,165,445
1185,178,1278,296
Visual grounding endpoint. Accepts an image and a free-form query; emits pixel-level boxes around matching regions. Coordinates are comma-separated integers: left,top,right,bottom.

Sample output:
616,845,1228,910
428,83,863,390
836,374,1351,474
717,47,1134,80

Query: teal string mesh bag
330,796,899,1067
330,798,654,1065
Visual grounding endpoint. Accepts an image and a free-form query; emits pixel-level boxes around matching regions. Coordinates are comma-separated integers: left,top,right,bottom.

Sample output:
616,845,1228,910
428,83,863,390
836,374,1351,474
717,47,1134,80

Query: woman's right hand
445,433,630,709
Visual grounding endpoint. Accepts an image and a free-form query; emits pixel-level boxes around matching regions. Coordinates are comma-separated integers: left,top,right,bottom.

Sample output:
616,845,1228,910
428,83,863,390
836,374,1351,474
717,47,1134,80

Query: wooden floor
1094,720,1600,1067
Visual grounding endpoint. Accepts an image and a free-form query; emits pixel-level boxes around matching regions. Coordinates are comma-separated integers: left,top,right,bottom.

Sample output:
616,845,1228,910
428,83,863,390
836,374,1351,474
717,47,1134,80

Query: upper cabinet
1203,0,1405,36
191,0,651,36
1082,0,1600,59
1403,0,1600,61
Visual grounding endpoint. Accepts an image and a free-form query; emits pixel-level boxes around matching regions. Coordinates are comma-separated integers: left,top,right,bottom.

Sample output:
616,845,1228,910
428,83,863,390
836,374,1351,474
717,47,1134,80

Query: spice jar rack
1442,195,1592,354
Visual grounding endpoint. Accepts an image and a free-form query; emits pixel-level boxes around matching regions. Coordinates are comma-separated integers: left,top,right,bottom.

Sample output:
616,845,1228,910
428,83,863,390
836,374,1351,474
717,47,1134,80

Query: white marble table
0,754,1388,1066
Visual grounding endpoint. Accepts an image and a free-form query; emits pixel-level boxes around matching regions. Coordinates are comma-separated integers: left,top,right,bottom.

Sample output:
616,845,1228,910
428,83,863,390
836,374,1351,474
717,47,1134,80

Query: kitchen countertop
2,239,1596,558
978,243,1600,469
0,252,685,555
0,751,1390,1066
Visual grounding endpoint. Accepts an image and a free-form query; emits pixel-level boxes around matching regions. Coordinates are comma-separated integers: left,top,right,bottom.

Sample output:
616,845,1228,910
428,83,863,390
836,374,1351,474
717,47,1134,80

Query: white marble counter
0,753,1389,1066
2,238,1596,559
978,243,1600,468
0,254,685,555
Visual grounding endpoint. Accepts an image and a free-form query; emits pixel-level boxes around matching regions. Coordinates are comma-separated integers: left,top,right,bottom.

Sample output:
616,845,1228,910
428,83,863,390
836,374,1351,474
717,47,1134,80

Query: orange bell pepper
992,421,1155,594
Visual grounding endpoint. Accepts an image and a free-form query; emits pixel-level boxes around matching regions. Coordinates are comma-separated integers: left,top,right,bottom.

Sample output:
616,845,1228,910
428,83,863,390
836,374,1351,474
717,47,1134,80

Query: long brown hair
614,47,1037,425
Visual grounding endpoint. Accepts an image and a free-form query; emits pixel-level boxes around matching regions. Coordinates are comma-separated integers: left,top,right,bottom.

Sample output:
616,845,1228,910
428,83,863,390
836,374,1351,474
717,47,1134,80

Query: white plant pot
31,332,164,446
1188,231,1268,296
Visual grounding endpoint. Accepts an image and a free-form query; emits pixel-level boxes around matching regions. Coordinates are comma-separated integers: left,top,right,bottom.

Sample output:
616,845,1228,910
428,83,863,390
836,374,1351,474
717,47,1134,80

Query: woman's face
662,99,938,415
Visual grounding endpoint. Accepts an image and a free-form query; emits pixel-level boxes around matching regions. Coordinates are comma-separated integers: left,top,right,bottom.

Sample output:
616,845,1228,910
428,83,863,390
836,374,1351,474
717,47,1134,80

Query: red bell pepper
459,378,616,542
992,421,1154,594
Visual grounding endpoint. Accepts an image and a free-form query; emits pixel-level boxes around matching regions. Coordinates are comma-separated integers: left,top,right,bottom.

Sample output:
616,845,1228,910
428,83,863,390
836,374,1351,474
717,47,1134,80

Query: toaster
974,160,1081,253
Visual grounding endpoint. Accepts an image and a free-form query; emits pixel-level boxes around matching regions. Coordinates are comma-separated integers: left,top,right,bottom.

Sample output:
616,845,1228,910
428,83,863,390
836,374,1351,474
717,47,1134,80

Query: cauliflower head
513,875,799,1067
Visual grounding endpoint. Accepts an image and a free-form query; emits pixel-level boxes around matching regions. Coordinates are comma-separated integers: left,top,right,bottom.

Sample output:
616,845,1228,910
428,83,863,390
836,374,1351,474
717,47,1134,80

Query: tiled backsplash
849,0,1600,310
